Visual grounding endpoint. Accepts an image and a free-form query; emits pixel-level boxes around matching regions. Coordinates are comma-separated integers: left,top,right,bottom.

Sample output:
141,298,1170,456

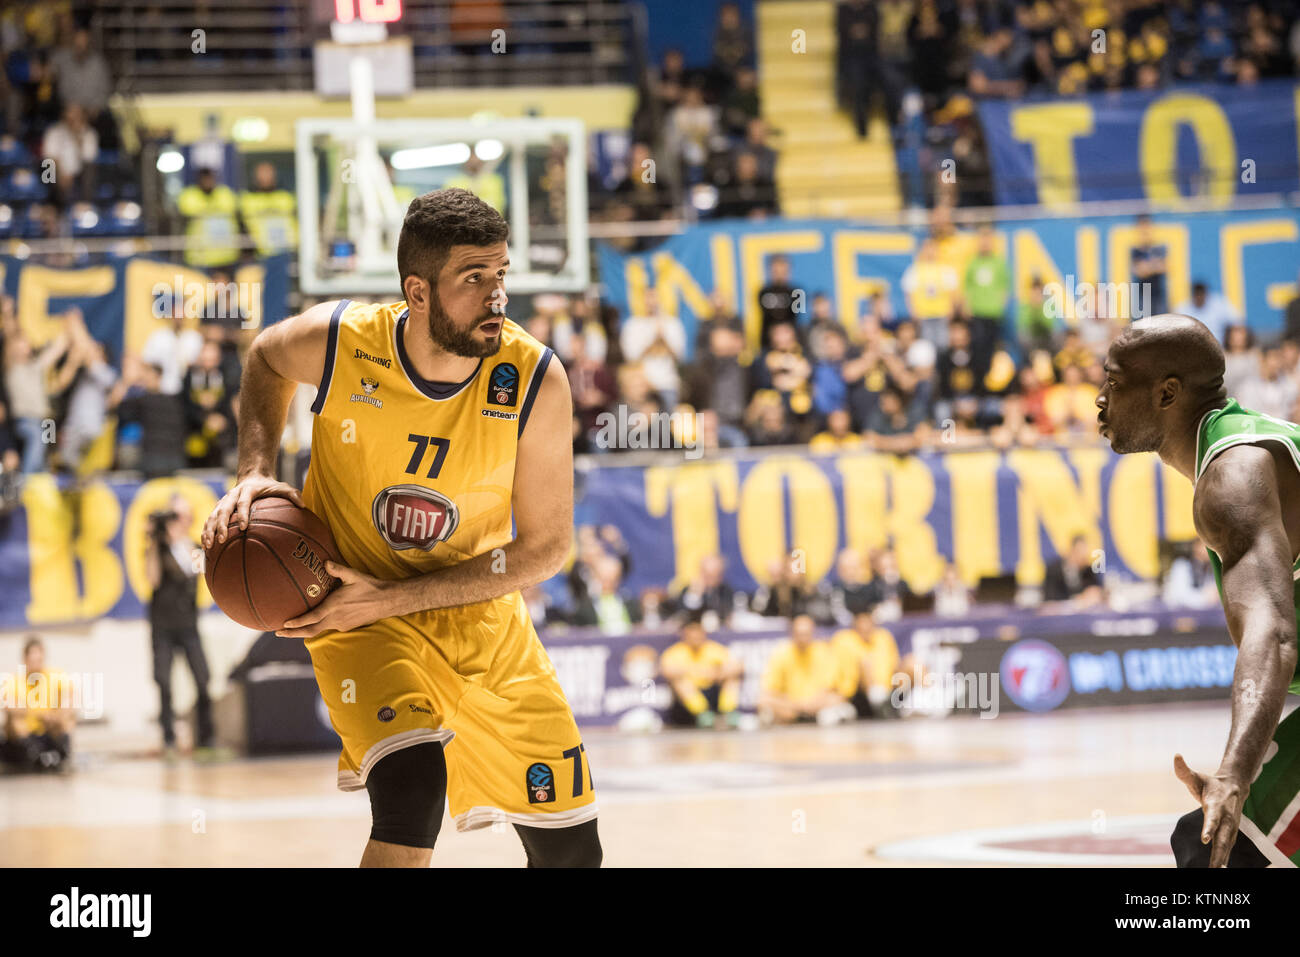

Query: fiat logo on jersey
371,484,460,551
999,639,1071,712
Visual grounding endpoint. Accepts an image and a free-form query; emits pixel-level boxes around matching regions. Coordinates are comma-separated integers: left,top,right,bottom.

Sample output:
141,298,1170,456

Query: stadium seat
19,203,49,238
107,201,144,235
0,137,32,167
69,203,107,236
6,168,49,203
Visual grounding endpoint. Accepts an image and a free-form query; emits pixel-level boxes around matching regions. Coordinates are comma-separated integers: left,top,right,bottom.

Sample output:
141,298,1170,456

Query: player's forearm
1219,625,1297,782
391,536,567,615
234,344,297,479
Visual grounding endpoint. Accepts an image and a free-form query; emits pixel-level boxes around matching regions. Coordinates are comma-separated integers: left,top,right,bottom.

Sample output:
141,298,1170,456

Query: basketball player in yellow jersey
201,189,600,867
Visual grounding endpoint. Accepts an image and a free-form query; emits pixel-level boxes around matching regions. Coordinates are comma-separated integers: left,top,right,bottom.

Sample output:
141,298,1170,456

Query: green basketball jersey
1194,397,1300,693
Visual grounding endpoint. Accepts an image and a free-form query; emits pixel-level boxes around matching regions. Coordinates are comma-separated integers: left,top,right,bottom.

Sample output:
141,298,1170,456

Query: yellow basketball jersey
302,300,553,582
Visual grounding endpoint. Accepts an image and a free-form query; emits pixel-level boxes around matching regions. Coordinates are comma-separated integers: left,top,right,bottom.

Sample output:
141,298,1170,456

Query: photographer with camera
145,495,215,759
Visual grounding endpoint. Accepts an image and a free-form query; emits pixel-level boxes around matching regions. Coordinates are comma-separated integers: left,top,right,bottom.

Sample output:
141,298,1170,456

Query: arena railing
94,0,640,93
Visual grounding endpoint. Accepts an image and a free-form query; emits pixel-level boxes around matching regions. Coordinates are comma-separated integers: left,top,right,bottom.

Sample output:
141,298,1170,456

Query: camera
148,509,177,544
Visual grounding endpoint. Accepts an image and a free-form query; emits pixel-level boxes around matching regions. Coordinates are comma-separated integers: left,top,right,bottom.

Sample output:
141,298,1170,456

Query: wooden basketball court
0,702,1252,867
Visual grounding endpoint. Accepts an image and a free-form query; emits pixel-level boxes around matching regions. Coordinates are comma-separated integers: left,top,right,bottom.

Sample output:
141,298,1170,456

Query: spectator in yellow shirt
930,203,977,280
1053,329,1094,374
831,610,901,719
809,408,863,452
1,636,75,773
659,617,743,728
1043,363,1099,435
759,614,855,725
900,239,962,349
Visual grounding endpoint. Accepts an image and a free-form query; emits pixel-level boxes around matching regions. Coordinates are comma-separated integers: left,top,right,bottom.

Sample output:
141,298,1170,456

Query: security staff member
177,167,240,268
239,161,297,256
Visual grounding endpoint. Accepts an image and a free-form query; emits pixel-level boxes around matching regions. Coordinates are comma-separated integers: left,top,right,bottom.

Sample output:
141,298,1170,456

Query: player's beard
427,291,503,359
1108,418,1163,454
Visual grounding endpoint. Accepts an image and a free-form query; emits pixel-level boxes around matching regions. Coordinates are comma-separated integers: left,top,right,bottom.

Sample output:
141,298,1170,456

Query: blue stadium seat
7,168,48,203
69,203,108,236
20,204,48,238
106,201,143,235
0,137,32,166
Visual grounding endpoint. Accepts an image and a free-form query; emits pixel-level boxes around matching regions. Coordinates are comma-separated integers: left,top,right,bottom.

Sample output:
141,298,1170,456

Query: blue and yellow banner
597,208,1300,354
0,474,225,629
0,253,291,361
977,80,1300,208
571,445,1195,599
0,444,1194,629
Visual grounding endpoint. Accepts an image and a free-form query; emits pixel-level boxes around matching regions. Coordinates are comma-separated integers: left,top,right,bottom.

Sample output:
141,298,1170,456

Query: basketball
203,496,342,631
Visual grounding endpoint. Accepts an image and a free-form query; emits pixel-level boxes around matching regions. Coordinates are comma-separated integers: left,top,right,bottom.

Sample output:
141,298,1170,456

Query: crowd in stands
835,0,1300,206
520,210,1300,460
0,4,139,240
601,2,776,233
525,508,1116,639
0,286,246,504
7,207,1299,500
594,0,1300,220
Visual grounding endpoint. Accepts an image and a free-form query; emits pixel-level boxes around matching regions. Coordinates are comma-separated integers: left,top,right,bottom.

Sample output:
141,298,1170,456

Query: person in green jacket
963,224,1010,379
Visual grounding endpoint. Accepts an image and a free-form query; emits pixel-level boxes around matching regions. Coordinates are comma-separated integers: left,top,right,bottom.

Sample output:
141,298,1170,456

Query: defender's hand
1174,753,1248,868
276,562,391,638
202,474,304,548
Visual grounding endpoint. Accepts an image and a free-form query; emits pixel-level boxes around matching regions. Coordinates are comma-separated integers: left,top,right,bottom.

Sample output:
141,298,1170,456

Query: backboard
294,116,590,296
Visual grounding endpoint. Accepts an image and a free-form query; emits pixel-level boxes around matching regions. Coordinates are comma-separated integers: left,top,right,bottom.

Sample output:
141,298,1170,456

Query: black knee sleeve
365,742,447,849
1171,808,1270,868
514,818,602,868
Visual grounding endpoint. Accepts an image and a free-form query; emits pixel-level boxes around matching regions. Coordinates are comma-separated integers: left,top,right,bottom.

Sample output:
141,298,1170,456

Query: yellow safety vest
177,184,240,267
239,188,298,256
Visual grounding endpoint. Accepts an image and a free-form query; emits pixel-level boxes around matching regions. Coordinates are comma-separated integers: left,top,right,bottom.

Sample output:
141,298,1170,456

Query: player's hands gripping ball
202,479,344,633
276,561,395,638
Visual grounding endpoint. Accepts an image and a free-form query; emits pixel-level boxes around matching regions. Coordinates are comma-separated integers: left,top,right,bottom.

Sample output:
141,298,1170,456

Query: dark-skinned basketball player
1098,313,1300,867
200,188,600,867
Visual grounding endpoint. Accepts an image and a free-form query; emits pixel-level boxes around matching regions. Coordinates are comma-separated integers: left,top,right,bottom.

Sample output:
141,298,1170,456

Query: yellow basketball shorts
305,594,597,832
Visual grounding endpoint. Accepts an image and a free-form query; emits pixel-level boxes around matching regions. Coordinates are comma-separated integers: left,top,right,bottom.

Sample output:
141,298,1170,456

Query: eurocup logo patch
1000,639,1071,712
526,762,555,804
488,362,519,407
377,706,396,723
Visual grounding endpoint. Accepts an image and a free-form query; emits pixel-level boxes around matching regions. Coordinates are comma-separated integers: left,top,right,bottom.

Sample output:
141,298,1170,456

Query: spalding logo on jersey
371,484,461,551
487,362,519,406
